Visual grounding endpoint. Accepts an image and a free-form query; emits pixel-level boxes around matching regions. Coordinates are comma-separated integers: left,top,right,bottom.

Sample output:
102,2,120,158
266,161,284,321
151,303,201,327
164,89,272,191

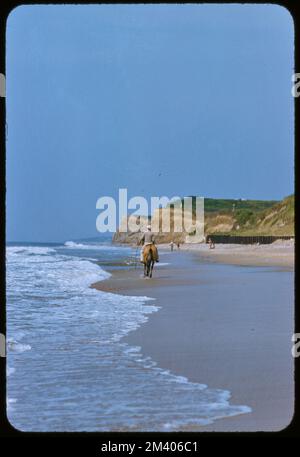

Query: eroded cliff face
112,207,204,245
112,229,186,245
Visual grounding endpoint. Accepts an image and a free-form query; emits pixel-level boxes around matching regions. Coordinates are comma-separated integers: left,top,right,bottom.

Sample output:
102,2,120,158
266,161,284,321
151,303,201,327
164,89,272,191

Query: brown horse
143,244,157,278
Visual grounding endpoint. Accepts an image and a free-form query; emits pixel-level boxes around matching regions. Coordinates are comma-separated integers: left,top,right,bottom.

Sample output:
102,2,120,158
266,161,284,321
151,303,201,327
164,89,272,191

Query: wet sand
92,246,294,431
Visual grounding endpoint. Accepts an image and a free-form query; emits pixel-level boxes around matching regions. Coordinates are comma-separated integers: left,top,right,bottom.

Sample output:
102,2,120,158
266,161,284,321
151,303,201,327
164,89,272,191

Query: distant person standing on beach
170,241,174,252
177,242,180,249
208,238,215,249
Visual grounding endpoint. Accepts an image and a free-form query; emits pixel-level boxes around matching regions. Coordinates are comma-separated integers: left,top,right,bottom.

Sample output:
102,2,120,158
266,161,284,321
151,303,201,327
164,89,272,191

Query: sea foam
6,243,251,431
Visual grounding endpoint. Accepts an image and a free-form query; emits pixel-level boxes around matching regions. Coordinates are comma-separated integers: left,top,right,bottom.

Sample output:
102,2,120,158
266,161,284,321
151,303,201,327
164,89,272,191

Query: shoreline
92,243,294,431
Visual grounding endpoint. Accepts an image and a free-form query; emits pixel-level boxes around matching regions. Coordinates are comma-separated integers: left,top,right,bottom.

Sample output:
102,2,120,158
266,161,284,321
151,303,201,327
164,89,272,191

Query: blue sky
6,4,294,242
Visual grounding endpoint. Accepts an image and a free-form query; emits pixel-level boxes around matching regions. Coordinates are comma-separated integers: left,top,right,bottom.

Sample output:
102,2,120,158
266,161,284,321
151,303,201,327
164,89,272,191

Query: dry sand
92,242,294,432
166,239,295,269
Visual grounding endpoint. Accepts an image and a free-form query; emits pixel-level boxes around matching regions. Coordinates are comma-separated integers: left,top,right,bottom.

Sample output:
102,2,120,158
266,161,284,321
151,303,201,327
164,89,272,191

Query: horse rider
138,225,159,263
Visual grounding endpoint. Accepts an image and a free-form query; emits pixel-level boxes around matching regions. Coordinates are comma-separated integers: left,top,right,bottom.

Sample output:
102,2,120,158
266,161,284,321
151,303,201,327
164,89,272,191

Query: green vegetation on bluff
205,195,294,236
172,196,278,216
204,198,278,214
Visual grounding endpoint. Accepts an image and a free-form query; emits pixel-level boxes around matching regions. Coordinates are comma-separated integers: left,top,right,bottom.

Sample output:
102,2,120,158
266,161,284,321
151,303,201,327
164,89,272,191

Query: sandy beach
165,239,295,269
92,242,294,432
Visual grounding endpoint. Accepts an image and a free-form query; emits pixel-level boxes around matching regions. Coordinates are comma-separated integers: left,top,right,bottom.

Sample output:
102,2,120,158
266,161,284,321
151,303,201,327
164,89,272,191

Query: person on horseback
139,225,159,263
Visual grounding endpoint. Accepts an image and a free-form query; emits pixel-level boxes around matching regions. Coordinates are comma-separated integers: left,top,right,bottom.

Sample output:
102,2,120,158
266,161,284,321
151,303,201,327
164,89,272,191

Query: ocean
6,239,251,431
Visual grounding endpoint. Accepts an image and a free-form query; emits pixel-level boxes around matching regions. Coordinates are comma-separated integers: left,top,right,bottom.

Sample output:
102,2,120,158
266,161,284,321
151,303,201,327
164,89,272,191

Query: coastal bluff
112,195,294,245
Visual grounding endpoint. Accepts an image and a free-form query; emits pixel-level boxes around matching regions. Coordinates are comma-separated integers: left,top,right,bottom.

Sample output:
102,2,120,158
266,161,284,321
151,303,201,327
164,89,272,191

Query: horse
143,244,156,278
